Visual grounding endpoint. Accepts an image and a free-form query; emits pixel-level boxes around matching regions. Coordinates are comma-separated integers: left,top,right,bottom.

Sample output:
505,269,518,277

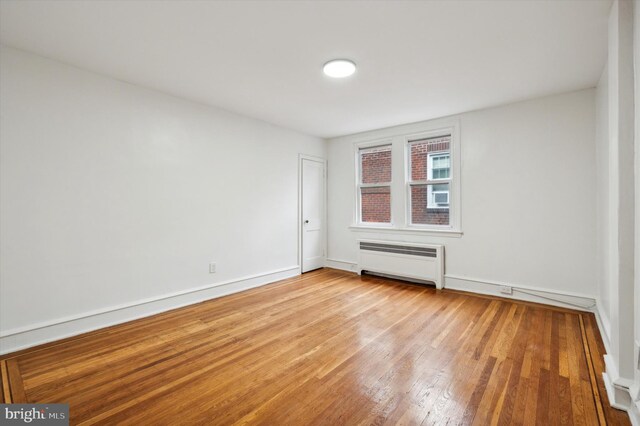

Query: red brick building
360,146,391,223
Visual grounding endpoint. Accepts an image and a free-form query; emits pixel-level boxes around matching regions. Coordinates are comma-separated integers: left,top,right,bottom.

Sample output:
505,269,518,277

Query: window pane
430,153,451,180
411,183,450,225
410,136,451,181
432,168,450,179
433,155,450,170
361,186,391,223
360,145,391,184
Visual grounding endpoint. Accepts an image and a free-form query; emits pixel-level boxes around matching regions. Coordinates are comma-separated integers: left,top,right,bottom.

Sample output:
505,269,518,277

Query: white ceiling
0,0,611,138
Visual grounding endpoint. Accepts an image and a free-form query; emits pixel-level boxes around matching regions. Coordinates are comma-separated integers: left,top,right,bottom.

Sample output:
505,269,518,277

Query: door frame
298,154,328,273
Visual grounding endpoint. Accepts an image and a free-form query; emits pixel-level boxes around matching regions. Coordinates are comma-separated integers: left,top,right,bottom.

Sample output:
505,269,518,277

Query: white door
301,157,325,273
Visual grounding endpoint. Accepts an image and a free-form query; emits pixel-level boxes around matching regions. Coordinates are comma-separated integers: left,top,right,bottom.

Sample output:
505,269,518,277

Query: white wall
633,0,640,416
0,46,325,353
327,89,597,306
596,1,639,422
596,65,612,337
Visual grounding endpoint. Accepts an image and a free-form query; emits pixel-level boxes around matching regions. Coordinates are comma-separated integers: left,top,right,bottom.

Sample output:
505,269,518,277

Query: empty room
0,0,639,424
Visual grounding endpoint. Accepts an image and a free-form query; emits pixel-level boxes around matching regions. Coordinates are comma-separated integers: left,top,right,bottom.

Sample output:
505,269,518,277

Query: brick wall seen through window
359,145,392,223
409,136,451,226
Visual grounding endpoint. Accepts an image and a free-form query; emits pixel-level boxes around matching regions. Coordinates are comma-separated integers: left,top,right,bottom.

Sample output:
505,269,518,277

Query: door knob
304,220,309,224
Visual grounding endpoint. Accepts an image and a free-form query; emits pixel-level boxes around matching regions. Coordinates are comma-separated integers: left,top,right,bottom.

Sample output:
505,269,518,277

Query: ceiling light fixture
323,59,356,78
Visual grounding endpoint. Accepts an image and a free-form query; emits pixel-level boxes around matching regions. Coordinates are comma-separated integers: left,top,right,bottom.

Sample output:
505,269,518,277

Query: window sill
349,225,463,238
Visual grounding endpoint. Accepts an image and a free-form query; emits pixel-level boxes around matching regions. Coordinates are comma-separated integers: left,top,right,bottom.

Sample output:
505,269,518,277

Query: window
351,121,460,234
357,144,392,224
429,153,450,180
408,135,452,226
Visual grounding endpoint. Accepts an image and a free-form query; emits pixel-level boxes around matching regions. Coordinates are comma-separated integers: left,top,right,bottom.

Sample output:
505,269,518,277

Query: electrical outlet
209,263,216,274
499,285,512,295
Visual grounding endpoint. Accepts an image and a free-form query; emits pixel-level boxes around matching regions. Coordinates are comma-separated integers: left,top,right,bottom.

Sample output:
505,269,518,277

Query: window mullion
359,182,391,188
422,179,451,186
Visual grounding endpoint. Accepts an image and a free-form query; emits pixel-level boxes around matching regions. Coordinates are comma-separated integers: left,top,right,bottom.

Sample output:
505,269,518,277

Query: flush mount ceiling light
323,59,356,78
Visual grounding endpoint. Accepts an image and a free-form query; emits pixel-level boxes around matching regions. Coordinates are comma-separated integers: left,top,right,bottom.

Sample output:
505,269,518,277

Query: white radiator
357,240,444,289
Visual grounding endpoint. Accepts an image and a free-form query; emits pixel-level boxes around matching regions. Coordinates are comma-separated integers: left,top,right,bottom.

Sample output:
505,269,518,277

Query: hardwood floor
0,268,630,425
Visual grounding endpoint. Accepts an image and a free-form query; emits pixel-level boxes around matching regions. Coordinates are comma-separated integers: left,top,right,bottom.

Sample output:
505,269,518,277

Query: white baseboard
0,266,300,355
630,403,640,426
325,258,358,273
594,300,612,354
603,354,640,425
603,369,631,409
325,260,597,311
444,274,596,311
594,304,640,426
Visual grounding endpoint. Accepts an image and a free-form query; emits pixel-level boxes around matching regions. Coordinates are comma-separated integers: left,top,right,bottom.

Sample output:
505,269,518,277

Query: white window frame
354,140,394,227
426,151,451,209
347,119,461,237
428,152,451,181
404,125,461,231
